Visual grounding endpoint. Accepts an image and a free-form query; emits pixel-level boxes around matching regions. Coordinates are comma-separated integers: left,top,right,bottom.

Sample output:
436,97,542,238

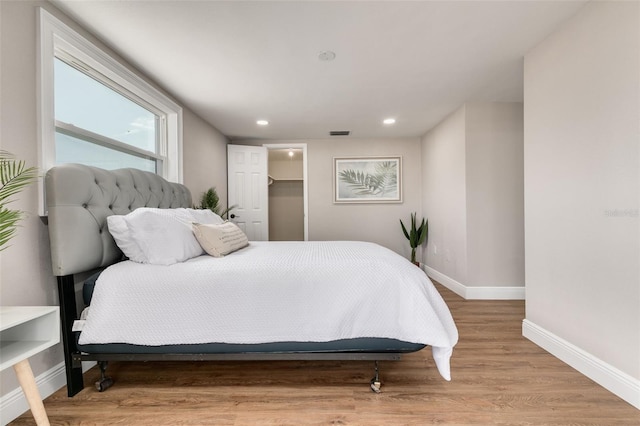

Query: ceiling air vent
330,130,350,136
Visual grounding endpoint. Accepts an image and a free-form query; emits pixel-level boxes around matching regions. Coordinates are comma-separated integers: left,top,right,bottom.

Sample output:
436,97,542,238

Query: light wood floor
11,284,640,425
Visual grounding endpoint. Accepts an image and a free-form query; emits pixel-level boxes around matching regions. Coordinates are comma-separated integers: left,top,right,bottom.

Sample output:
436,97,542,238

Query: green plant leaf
200,188,219,211
417,219,428,245
0,153,39,205
400,219,410,240
0,151,38,250
400,212,429,253
0,207,22,250
197,186,235,219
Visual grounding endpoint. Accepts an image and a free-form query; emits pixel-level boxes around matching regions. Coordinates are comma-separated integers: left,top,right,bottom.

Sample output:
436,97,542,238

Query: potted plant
400,212,428,266
0,150,38,250
198,187,235,220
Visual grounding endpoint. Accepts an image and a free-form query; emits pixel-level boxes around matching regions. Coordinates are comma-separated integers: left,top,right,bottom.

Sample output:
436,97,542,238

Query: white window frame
37,8,183,215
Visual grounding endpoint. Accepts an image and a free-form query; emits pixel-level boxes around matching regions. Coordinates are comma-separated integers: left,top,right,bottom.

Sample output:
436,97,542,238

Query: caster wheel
95,377,114,392
370,378,381,393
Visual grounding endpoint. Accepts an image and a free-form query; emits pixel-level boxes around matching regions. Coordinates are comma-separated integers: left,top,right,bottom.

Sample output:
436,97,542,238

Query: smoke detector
318,51,336,61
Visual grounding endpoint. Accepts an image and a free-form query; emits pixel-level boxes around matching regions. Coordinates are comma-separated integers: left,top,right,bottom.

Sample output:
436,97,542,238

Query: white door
227,145,269,241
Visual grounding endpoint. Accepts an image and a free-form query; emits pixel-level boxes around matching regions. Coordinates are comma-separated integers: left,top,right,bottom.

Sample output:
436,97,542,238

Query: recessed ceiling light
383,118,396,125
256,120,269,126
288,149,294,157
318,51,336,61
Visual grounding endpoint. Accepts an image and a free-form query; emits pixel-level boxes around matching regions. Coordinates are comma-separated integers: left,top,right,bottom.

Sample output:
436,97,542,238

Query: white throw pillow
108,208,208,265
192,222,249,257
106,215,146,263
187,208,225,225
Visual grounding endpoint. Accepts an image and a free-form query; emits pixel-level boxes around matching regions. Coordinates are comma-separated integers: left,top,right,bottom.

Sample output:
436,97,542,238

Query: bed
46,163,458,396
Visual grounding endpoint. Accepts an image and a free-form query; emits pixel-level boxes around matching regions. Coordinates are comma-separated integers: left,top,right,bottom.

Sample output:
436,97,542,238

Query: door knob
230,214,237,219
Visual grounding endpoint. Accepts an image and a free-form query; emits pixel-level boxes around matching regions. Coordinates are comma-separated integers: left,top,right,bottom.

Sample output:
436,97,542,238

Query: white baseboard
523,319,640,410
423,265,525,300
0,361,95,426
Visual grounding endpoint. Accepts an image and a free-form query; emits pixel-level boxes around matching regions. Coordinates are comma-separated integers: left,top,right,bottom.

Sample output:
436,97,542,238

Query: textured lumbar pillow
192,221,249,257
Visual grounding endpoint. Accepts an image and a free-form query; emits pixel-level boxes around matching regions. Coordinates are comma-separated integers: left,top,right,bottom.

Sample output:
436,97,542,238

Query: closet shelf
268,175,303,185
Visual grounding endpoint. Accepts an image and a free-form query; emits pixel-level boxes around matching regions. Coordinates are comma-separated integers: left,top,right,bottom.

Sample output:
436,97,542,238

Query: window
38,8,182,214
54,57,160,172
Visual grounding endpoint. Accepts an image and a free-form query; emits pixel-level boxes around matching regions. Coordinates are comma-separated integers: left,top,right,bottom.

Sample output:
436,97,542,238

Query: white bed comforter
79,241,459,380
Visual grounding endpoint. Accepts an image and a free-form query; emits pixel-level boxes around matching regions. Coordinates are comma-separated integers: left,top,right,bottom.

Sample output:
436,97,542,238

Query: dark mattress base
78,338,426,354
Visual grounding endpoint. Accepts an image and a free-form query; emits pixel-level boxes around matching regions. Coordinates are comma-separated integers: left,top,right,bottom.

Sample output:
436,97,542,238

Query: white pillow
107,208,206,265
192,222,249,257
106,215,146,263
187,208,225,225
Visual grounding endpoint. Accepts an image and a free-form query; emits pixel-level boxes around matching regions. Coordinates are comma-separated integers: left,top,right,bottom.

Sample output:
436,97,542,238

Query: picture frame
333,156,402,203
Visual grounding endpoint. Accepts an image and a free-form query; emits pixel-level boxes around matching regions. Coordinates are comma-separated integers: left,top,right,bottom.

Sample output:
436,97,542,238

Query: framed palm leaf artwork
333,156,402,203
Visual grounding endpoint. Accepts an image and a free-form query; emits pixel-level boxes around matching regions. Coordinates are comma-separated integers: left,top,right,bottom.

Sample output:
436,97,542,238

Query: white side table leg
13,359,50,426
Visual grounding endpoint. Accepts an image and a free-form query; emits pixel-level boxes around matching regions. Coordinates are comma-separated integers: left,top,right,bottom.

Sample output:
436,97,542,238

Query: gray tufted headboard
46,164,192,276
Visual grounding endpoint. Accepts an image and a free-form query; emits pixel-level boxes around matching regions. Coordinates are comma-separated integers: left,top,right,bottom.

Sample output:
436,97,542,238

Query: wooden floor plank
10,283,640,425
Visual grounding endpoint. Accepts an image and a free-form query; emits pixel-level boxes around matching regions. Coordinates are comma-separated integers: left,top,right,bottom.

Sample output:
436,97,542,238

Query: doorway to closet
265,143,308,241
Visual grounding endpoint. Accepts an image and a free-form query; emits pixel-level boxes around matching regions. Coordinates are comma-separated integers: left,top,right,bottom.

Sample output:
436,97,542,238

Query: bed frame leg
95,361,114,392
370,360,382,393
57,275,84,397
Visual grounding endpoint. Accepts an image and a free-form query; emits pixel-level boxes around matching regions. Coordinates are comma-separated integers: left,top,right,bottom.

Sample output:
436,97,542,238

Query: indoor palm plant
400,212,428,266
198,187,235,219
0,151,39,250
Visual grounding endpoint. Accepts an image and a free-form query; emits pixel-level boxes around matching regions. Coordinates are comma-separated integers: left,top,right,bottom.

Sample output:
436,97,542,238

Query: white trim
263,143,309,241
523,320,640,410
56,122,164,162
466,286,525,300
0,361,95,425
37,8,183,215
423,265,466,298
423,265,525,300
171,109,184,184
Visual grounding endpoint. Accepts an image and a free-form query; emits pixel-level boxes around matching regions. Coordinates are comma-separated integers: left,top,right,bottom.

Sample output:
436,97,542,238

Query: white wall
1,0,68,405
420,102,524,293
466,103,524,287
524,0,639,402
183,111,229,208
421,106,468,284
0,0,228,417
235,138,423,257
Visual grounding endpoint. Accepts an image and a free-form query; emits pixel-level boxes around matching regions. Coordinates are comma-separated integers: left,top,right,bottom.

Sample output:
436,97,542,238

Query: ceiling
51,0,587,141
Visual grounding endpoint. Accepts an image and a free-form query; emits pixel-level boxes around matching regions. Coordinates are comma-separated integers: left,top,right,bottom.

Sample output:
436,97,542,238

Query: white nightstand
1,306,60,426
